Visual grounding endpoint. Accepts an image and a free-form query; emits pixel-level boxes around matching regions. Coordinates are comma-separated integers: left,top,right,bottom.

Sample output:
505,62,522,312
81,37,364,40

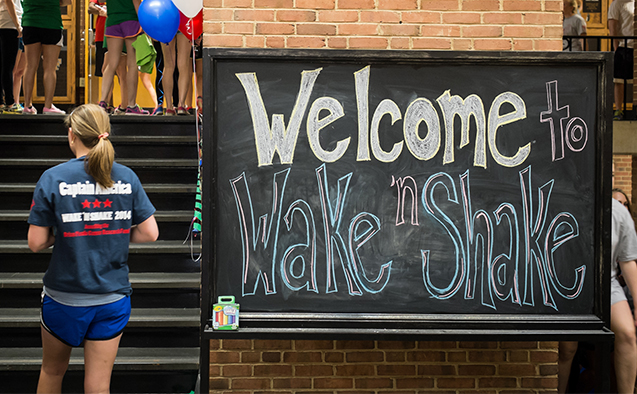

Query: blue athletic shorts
41,295,131,347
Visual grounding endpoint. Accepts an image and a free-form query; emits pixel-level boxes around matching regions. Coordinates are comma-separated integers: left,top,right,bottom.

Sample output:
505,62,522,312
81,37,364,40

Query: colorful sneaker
0,104,5,113
187,107,195,115
177,106,189,116
125,104,149,115
43,105,66,115
113,106,127,115
165,107,176,116
23,105,37,114
614,110,624,121
150,106,163,116
6,103,23,114
98,101,109,113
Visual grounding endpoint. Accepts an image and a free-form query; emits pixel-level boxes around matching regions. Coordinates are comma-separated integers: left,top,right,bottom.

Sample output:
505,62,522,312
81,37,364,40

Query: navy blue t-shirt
28,157,155,295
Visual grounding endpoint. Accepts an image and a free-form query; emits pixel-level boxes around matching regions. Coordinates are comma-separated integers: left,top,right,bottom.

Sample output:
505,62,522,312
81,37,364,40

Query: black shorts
22,26,63,46
95,41,106,77
614,47,634,82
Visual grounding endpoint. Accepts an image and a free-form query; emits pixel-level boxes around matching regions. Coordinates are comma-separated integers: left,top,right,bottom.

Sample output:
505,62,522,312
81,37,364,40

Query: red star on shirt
92,199,102,208
81,199,91,209
103,199,113,208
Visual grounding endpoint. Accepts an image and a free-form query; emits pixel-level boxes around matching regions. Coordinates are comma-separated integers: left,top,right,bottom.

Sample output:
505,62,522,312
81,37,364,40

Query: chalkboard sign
202,49,613,339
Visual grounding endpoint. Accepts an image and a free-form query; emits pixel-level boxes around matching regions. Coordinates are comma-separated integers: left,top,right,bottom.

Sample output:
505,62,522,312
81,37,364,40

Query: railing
564,35,635,116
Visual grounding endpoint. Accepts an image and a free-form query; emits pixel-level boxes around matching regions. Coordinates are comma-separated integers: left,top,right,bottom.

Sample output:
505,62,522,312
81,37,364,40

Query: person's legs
176,33,192,110
12,45,26,106
557,341,578,393
611,300,637,393
124,37,138,108
161,39,176,113
41,44,61,109
37,326,72,394
0,29,19,106
116,53,127,110
615,82,624,115
23,42,42,109
99,36,124,105
83,335,122,394
139,71,158,108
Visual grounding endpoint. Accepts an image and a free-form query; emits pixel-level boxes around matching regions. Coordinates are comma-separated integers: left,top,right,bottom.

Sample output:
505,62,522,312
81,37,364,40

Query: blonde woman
28,104,158,392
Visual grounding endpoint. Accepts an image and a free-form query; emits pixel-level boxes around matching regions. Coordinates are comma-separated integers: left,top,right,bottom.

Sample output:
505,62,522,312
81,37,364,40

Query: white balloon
171,0,203,18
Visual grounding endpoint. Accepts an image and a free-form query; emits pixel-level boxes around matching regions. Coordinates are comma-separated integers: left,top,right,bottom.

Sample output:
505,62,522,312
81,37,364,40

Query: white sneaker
43,105,66,115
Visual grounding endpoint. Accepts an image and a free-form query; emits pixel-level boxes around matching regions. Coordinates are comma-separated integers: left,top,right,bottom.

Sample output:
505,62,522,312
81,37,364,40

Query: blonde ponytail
65,104,115,188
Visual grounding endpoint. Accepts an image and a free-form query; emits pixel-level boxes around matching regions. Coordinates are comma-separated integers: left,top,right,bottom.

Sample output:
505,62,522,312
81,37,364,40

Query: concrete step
0,308,199,328
0,240,200,254
0,272,200,289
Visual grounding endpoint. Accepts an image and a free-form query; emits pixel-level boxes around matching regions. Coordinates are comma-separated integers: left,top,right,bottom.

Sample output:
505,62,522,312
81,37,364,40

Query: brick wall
615,154,633,201
203,1,563,392
209,340,558,393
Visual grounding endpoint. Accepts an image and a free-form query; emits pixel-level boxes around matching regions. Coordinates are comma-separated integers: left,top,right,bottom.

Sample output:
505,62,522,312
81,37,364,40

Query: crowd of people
0,0,202,116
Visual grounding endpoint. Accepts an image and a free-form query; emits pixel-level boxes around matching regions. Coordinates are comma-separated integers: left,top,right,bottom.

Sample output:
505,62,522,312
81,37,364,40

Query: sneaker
165,107,176,116
113,106,126,115
23,105,37,114
614,110,624,121
6,103,23,114
0,104,5,113
150,106,163,116
187,106,195,115
98,101,109,113
125,104,149,115
177,106,189,116
43,105,66,115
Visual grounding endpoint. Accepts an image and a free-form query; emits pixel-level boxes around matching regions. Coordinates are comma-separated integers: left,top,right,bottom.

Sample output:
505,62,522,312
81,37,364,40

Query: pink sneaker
43,105,66,115
22,106,37,115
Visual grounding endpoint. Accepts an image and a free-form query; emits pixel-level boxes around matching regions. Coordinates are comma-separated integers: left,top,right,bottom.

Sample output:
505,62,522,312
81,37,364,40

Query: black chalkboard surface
202,49,613,339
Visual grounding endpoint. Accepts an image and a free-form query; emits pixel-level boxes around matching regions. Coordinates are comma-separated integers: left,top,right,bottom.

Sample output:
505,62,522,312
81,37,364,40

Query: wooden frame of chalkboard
201,48,613,343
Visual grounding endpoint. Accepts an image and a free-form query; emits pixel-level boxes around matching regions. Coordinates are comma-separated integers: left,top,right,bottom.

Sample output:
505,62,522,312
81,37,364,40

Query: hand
17,26,22,38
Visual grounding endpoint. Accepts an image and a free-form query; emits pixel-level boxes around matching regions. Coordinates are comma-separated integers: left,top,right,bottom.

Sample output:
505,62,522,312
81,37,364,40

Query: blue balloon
138,0,180,44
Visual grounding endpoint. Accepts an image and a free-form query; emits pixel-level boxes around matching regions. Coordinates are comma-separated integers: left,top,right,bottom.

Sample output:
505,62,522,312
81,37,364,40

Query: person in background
21,0,70,115
12,34,25,112
28,103,158,392
161,31,191,116
608,0,635,120
98,0,147,115
563,0,587,51
0,0,22,113
613,188,632,214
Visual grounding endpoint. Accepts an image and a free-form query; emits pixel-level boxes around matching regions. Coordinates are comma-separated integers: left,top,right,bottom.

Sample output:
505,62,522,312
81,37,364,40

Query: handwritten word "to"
237,66,530,169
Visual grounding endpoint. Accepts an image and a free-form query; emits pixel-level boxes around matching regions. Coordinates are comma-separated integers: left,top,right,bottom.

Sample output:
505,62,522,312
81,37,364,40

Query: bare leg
615,82,625,114
557,341,578,393
116,54,127,108
37,326,72,394
41,45,61,109
176,33,192,108
12,49,26,105
23,42,42,109
99,37,124,104
611,300,637,393
124,38,137,108
139,71,158,108
161,39,176,111
83,334,122,394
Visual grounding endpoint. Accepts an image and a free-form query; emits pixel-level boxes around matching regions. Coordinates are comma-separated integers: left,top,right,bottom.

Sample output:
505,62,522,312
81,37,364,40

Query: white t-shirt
563,14,587,51
608,0,635,47
0,0,22,30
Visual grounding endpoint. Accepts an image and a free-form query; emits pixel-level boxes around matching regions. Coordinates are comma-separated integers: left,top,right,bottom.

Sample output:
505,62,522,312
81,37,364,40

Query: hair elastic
98,133,109,140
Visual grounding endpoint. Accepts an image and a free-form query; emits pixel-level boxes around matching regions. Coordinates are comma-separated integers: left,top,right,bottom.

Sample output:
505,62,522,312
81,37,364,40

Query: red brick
273,378,313,389
499,363,537,376
254,0,293,7
463,0,500,10
231,378,271,390
521,377,558,389
417,341,457,349
501,391,536,394
339,24,379,35
483,12,523,24
256,22,295,35
347,37,388,48
222,364,251,377
402,11,441,23
385,351,407,362
452,38,473,50
500,342,538,349
295,365,334,376
380,24,420,36
234,9,276,21
421,25,460,37
458,364,496,376
328,37,347,48
360,11,401,23
463,25,502,37
378,0,417,10
295,340,334,350
390,37,410,49
459,342,498,349
224,22,254,34
395,378,435,389
545,0,563,11
377,364,416,375
287,36,327,48
210,351,241,363
318,10,358,22
283,351,322,363
204,22,222,34
418,364,456,375
478,377,518,388
473,38,513,50
336,364,375,376
338,0,374,8
442,12,481,24
345,351,385,362
530,351,559,363
204,0,221,6
297,23,337,35
406,351,446,362
266,36,286,47
262,351,281,362
314,378,354,389
504,25,544,38
241,351,260,363
508,350,529,362
224,0,252,7
277,10,316,22
354,378,394,389
210,339,221,349
209,378,230,390
437,377,476,389
209,365,221,376
539,364,559,376
467,351,507,362
524,12,562,25
420,0,460,10
503,0,543,11
447,351,467,362
544,25,563,38
254,364,293,376
325,351,345,362
414,36,453,49
296,0,335,8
